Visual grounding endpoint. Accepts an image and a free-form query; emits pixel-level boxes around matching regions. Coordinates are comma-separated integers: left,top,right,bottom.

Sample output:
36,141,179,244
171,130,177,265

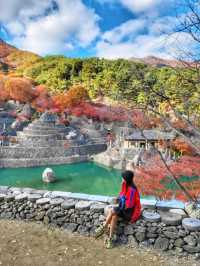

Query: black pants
113,207,133,222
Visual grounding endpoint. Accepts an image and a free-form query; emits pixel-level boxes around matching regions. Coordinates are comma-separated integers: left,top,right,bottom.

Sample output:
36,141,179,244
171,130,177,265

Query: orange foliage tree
5,77,35,103
52,85,89,112
172,137,196,156
0,74,9,102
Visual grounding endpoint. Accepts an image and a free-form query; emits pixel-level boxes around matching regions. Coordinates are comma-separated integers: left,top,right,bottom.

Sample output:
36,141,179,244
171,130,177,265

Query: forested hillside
0,39,199,120
15,56,198,118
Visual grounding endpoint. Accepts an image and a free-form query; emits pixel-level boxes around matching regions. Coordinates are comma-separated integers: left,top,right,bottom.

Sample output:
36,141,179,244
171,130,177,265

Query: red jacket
119,181,141,223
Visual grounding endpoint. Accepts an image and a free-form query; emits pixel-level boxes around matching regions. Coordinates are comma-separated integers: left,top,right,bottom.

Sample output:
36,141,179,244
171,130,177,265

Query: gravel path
0,220,198,266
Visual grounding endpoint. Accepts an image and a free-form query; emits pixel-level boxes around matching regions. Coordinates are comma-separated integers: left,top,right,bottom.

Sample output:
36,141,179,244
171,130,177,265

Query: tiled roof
125,129,175,141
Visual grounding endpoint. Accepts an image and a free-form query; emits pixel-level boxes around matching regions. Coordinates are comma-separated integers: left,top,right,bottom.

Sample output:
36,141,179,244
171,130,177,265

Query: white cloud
102,19,146,43
120,0,161,13
96,35,171,59
1,0,100,55
96,16,195,59
0,0,53,22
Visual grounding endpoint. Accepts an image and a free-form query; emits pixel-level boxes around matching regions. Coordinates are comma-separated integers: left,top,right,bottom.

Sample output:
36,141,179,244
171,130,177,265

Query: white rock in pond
42,168,56,183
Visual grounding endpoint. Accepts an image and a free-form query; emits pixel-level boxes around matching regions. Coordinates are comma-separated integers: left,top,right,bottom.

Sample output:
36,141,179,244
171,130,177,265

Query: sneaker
94,225,105,239
105,237,114,249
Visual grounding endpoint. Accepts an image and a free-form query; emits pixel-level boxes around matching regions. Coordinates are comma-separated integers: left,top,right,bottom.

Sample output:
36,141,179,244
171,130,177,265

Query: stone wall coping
156,200,185,210
0,185,187,210
46,191,114,203
140,198,157,208
0,142,107,151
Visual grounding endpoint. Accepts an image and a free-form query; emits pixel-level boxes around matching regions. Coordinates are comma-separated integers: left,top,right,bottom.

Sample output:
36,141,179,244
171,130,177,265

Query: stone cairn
17,112,67,147
0,186,200,259
0,112,107,167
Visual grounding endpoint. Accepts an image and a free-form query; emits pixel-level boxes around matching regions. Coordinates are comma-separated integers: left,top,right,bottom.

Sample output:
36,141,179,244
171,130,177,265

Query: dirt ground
0,220,198,266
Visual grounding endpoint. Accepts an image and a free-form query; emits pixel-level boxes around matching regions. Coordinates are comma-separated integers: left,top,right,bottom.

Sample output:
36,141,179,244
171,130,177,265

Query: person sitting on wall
94,170,141,249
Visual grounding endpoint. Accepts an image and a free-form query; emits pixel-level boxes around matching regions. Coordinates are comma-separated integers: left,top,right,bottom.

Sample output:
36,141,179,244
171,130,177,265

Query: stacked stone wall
0,143,107,168
0,187,200,259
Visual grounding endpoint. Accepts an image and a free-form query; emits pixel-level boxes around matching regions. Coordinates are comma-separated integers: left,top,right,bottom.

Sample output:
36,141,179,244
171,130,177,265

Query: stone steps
27,125,60,131
23,128,66,135
27,124,67,131
17,131,61,138
18,139,73,147
31,121,55,127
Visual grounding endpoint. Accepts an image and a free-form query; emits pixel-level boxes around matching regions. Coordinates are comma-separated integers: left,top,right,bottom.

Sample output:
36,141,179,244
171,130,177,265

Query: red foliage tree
135,155,200,201
32,85,53,112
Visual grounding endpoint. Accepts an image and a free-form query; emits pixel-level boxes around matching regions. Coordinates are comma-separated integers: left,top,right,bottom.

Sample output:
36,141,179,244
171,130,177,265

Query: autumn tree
32,85,53,112
0,74,9,102
135,155,200,201
5,77,35,103
172,137,196,156
53,85,89,112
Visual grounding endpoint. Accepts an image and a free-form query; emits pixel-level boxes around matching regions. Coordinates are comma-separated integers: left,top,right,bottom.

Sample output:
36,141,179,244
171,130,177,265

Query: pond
0,162,197,199
0,162,123,197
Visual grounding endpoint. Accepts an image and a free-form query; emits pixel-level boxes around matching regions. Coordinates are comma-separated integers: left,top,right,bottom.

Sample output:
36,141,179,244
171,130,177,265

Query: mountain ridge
0,38,196,70
130,55,195,68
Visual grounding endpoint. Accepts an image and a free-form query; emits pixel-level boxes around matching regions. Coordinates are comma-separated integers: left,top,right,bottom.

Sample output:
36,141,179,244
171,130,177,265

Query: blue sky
0,0,193,59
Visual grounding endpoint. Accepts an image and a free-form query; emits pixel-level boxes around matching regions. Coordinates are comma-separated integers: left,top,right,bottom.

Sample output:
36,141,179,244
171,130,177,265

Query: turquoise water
0,162,122,197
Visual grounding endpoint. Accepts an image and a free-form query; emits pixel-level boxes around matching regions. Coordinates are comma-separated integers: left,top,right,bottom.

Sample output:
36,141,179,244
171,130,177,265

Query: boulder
36,198,50,205
161,213,182,226
174,238,185,247
15,193,28,202
142,211,161,222
61,199,76,210
75,201,92,210
124,225,134,235
169,208,187,218
50,198,64,206
127,235,138,247
183,245,200,253
182,218,200,231
28,194,42,202
183,235,197,246
135,232,146,242
0,193,6,201
5,194,15,202
42,168,56,183
154,237,169,251
90,203,106,213
63,223,78,233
